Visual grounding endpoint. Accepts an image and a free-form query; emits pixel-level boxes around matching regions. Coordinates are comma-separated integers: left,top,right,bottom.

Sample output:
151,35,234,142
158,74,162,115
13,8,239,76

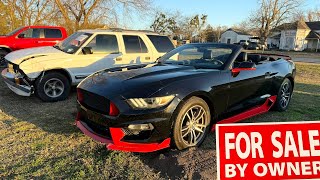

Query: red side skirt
211,95,277,131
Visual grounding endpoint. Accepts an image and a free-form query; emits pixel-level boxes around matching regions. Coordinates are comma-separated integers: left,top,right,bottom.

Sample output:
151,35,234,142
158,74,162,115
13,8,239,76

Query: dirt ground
0,62,320,179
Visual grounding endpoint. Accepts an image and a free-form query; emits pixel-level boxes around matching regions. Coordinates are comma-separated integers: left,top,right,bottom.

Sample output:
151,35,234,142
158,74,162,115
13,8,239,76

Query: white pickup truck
1,29,174,102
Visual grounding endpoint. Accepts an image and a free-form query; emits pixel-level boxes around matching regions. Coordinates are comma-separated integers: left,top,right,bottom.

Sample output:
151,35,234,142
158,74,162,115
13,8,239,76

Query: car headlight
127,95,175,109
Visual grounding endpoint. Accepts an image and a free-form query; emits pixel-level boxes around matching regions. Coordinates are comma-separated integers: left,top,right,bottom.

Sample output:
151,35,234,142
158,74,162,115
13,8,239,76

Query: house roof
306,31,320,39
275,21,310,31
225,28,252,36
306,21,320,31
271,34,281,39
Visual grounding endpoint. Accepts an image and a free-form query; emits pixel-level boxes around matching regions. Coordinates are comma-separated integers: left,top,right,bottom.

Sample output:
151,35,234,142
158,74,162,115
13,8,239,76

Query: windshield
159,44,235,69
6,27,24,36
55,32,92,54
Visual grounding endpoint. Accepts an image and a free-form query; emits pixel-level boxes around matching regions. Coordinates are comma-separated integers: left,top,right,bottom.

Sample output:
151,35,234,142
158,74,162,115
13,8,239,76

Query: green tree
150,12,177,34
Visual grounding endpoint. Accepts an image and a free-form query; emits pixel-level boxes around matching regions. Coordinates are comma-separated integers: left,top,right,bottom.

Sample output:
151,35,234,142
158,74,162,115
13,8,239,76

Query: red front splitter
76,118,171,153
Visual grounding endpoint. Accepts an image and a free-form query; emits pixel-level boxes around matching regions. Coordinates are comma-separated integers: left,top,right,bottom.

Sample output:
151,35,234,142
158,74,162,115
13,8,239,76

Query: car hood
78,63,211,99
5,46,65,65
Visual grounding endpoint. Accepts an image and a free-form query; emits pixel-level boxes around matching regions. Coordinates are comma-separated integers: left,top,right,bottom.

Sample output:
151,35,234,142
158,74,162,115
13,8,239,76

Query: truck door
72,34,123,82
120,35,154,65
15,28,42,49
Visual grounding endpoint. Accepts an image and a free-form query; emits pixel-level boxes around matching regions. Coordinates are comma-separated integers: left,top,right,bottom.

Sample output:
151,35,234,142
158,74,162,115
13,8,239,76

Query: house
267,20,320,51
220,28,252,44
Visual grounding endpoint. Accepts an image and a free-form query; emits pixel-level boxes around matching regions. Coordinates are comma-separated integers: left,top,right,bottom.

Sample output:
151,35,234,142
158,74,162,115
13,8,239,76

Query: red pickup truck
0,25,67,65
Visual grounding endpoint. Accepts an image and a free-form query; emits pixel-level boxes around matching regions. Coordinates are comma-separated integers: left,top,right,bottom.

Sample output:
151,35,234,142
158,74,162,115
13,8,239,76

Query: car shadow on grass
136,130,217,179
0,76,79,135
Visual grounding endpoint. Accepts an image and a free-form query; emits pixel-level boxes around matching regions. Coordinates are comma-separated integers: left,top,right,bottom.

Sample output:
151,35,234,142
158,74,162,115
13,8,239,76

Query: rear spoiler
250,53,292,61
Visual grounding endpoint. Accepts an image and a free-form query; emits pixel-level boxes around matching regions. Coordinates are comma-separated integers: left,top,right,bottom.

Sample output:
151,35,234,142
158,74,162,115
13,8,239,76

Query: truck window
45,29,62,38
86,34,119,54
147,35,174,53
20,28,41,38
123,35,148,53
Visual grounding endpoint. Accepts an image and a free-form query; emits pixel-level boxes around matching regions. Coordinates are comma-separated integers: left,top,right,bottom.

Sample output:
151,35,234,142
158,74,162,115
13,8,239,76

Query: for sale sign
216,121,320,180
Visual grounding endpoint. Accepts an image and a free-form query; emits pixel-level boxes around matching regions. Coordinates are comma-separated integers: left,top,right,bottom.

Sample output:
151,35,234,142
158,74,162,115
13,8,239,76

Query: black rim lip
280,82,291,109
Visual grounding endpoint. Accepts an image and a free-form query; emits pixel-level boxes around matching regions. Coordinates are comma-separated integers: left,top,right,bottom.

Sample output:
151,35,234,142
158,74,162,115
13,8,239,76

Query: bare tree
1,0,56,31
54,0,151,33
250,0,303,44
306,9,320,21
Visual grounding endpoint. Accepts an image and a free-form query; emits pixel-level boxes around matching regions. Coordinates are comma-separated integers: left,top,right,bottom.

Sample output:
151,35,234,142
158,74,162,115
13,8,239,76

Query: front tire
173,97,211,150
35,72,71,102
0,49,8,67
274,78,293,112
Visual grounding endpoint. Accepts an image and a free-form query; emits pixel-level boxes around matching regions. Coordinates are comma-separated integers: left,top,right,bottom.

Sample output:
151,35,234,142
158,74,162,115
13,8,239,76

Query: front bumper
1,68,31,96
75,103,172,153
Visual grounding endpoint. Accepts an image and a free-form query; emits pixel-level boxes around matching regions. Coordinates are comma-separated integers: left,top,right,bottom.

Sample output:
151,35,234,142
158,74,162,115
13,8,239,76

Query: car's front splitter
75,115,171,153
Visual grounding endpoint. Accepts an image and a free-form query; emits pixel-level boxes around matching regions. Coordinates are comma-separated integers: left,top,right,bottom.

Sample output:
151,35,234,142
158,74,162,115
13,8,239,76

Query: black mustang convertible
76,43,296,152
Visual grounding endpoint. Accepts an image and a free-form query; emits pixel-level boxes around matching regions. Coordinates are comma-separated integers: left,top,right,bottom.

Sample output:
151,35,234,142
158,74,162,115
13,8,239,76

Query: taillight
109,101,119,116
77,89,83,103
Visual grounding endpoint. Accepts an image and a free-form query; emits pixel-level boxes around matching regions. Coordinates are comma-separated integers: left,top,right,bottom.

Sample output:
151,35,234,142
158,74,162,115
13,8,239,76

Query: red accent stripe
107,128,171,153
211,95,277,131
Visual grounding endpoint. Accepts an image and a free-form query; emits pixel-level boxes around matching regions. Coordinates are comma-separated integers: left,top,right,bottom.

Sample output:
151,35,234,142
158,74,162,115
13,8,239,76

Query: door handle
145,57,151,60
115,57,122,61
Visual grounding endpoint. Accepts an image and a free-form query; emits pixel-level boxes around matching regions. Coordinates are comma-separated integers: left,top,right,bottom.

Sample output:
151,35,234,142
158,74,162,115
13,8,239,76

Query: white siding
221,30,252,44
279,30,297,50
236,35,251,43
221,31,238,44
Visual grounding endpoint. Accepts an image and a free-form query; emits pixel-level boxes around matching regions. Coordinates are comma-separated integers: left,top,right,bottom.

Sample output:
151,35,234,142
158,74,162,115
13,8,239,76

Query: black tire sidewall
173,97,211,150
0,49,8,66
35,72,70,102
275,78,292,112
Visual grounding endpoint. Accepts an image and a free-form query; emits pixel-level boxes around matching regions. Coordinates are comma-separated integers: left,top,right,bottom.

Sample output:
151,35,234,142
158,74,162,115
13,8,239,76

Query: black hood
78,64,212,99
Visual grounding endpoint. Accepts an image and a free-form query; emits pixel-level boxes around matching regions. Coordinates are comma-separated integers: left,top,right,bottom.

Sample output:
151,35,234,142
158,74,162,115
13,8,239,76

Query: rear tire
173,97,211,150
35,72,71,102
274,78,292,112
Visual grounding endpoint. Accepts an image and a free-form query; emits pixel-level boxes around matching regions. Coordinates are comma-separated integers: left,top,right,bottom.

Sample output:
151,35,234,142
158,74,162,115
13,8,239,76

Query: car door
225,55,270,116
120,35,154,65
15,28,43,49
71,34,123,82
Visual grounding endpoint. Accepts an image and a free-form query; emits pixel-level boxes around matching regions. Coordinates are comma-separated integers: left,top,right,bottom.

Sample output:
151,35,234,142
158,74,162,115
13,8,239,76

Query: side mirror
18,34,25,38
232,62,256,77
82,47,93,55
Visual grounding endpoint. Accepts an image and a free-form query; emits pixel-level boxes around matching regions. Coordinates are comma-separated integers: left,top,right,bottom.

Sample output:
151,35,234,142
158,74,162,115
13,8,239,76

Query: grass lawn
246,50,320,60
0,62,320,179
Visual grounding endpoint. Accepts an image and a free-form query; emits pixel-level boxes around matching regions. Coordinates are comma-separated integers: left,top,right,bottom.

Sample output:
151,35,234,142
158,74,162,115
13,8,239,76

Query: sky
127,0,320,29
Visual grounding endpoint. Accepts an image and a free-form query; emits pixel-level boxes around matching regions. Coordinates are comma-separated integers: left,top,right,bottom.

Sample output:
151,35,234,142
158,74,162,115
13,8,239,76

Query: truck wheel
173,97,211,150
0,49,8,67
35,72,71,102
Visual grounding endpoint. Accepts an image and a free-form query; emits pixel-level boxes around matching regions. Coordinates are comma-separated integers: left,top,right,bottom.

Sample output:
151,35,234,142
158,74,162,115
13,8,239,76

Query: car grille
81,118,111,139
80,90,110,115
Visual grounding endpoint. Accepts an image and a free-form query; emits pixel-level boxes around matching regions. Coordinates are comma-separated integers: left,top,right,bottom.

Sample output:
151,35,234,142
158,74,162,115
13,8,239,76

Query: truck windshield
55,32,92,54
6,27,24,36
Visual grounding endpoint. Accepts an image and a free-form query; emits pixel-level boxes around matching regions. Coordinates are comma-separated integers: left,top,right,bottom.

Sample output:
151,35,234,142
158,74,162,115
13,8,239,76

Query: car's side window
123,35,148,53
19,28,41,38
44,29,62,38
85,34,119,54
